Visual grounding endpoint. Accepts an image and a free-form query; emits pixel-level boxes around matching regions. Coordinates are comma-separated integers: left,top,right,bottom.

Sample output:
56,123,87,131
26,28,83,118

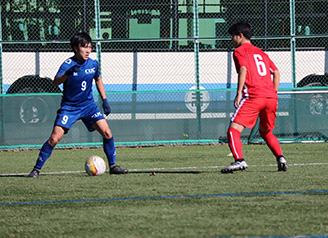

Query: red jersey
233,43,278,99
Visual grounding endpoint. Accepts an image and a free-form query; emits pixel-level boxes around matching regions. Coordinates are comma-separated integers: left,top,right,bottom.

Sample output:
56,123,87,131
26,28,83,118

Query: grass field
0,143,328,238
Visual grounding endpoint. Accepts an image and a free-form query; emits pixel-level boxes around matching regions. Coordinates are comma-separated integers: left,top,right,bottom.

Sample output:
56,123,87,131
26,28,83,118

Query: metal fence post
132,52,138,120
193,0,201,138
94,0,102,74
0,6,4,145
94,0,102,143
290,0,298,137
0,5,3,95
290,0,296,87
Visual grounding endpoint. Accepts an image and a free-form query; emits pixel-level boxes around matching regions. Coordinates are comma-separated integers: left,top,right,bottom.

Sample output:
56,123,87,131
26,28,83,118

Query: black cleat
109,165,128,175
28,167,41,178
277,156,288,171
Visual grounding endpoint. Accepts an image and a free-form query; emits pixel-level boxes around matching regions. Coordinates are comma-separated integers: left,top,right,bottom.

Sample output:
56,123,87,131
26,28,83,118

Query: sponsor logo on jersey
85,68,96,74
65,59,72,64
91,112,102,118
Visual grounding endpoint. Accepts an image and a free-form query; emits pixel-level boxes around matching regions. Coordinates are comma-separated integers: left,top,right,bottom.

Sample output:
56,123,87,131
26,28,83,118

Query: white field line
1,162,328,176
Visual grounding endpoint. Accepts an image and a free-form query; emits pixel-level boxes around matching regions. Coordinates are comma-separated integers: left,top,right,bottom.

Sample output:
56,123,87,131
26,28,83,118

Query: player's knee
48,137,60,146
48,140,58,147
102,129,112,140
259,129,270,138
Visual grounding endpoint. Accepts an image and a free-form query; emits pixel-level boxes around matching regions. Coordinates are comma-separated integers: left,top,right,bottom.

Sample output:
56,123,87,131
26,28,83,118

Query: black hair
228,21,253,40
70,32,92,52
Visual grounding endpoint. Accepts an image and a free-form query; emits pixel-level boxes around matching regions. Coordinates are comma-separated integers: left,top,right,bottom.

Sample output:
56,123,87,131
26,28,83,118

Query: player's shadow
0,174,27,177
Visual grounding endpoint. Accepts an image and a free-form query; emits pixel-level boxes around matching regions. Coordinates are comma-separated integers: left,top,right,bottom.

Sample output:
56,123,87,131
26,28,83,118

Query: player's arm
53,74,68,86
95,76,107,100
272,69,280,92
95,76,111,116
267,56,280,92
235,66,247,108
53,65,80,86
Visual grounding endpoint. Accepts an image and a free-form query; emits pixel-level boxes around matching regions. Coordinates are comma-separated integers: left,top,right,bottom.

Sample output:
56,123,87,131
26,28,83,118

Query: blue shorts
54,102,105,133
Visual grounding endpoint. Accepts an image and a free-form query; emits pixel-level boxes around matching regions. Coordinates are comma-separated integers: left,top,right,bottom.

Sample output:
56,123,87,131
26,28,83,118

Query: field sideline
0,143,328,237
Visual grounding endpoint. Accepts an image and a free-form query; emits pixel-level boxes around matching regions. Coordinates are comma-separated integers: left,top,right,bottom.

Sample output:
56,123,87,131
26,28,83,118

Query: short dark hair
70,32,92,52
228,21,253,40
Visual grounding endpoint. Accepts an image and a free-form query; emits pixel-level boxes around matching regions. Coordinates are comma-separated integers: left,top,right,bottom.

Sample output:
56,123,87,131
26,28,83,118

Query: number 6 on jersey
253,54,267,76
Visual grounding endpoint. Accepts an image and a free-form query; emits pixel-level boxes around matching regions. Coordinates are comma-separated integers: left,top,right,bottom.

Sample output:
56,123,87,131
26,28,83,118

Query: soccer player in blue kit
28,32,128,177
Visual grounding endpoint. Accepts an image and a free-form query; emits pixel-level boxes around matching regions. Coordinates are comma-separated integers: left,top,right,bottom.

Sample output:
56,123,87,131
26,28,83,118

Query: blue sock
35,141,54,169
103,137,116,165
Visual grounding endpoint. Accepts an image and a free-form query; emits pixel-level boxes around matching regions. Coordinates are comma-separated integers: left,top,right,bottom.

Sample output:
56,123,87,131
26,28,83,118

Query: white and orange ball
85,156,107,176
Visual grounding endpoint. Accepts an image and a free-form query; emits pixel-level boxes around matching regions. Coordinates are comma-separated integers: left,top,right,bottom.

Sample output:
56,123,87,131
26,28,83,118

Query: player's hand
234,94,242,108
102,99,111,116
65,65,81,76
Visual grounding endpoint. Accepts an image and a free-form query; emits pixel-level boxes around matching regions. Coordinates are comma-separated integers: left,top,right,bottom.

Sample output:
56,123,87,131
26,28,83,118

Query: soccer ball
85,156,107,176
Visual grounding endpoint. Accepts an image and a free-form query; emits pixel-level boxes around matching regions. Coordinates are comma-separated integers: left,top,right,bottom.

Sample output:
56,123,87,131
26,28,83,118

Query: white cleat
221,160,248,174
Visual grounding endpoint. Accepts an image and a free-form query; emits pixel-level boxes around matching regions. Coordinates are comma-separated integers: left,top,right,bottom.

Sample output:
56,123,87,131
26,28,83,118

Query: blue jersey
56,57,101,106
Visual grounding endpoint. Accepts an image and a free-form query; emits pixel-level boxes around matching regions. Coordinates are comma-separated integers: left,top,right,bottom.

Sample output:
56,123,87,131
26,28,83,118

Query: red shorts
231,97,277,130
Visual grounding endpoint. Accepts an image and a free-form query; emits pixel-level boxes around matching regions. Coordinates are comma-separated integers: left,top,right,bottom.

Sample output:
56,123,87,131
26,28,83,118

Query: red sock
227,127,243,160
259,130,282,158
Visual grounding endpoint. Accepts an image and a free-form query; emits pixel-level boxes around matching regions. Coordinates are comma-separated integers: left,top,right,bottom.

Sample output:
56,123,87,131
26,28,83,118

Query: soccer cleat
221,160,248,174
28,167,41,178
277,156,288,172
109,165,128,175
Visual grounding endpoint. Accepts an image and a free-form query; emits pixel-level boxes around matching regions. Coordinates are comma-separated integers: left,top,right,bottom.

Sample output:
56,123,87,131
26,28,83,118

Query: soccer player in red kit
221,21,288,173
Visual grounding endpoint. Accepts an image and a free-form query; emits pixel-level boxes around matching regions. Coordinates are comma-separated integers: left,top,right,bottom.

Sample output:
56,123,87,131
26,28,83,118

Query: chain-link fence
0,0,328,149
